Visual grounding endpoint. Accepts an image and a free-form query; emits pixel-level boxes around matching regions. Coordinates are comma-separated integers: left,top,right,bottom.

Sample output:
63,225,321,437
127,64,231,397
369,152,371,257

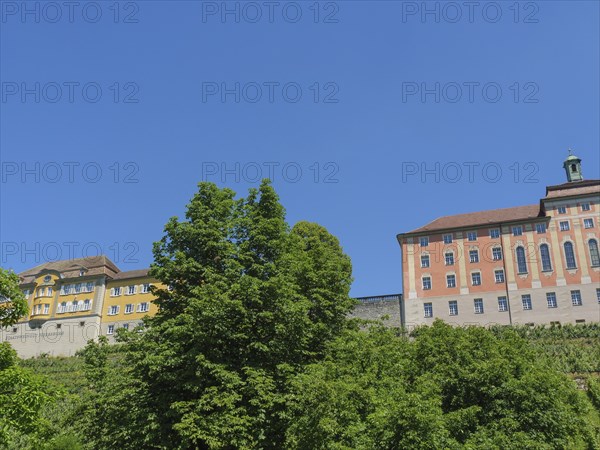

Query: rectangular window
123,323,129,330
512,226,523,236
449,300,458,316
522,295,532,310
581,203,591,211
43,304,49,314
23,289,30,299
498,296,508,312
489,228,500,239
443,234,453,244
125,304,134,314
47,287,53,296
492,247,502,261
446,274,456,288
108,305,119,316
74,283,82,294
445,253,454,265
420,237,429,247
138,302,149,313
62,285,72,295
584,218,594,229
474,298,484,314
469,250,479,263
83,299,91,311
421,255,430,268
467,231,477,241
546,292,557,308
111,287,122,297
422,277,432,290
471,272,481,286
558,206,567,214
571,290,582,306
424,303,433,318
494,269,505,283
107,325,114,335
559,221,570,231
536,223,546,234
127,285,136,295
596,288,600,303
86,282,94,292
142,283,151,294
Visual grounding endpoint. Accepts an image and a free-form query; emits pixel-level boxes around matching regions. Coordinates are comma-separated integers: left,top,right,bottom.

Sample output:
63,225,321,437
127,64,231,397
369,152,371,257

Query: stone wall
350,294,403,328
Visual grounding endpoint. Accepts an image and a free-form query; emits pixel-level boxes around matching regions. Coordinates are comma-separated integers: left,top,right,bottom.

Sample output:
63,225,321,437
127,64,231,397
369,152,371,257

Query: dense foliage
0,268,28,328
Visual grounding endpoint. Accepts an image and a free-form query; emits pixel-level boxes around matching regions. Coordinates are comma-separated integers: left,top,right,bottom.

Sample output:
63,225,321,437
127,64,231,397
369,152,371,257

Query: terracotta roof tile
18,256,120,284
402,204,542,235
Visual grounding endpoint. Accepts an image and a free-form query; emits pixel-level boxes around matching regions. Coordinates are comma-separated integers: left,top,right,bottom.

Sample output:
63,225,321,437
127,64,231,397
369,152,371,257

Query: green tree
79,180,354,449
0,268,28,327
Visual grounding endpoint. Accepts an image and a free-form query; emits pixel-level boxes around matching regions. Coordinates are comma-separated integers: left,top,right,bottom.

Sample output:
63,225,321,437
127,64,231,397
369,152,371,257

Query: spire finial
568,147,573,156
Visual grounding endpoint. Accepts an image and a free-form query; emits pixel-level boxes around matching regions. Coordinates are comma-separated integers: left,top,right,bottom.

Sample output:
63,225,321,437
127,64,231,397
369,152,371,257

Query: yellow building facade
2,257,162,357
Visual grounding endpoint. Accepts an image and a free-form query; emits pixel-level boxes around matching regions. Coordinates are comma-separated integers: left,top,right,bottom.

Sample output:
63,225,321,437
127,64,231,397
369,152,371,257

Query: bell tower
563,149,583,182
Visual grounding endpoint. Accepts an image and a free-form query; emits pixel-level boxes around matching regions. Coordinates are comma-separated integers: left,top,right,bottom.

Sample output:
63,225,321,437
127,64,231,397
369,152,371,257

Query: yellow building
2,256,162,357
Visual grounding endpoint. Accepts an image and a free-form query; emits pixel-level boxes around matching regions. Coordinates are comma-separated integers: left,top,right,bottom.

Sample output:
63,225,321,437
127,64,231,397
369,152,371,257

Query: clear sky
1,1,599,297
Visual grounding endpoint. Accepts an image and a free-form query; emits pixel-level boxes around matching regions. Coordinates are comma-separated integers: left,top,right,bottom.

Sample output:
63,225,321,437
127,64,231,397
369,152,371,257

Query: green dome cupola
563,149,583,182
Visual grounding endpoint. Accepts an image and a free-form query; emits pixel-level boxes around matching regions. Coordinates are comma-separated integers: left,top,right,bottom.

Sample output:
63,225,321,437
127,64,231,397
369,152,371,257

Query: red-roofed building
397,153,600,328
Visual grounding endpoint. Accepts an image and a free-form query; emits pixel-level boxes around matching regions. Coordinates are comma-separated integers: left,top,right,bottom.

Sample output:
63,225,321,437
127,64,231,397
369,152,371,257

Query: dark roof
110,269,151,280
544,179,600,200
18,256,120,284
402,204,542,235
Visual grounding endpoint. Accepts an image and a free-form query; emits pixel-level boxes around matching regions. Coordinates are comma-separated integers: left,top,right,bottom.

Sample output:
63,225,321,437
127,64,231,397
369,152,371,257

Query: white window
564,242,577,269
469,249,479,263
43,304,49,314
141,283,151,294
422,277,431,290
446,274,456,288
546,292,557,308
559,221,570,231
107,325,114,335
448,300,458,316
516,247,528,273
471,272,481,286
122,323,129,330
536,223,546,234
127,285,137,295
474,298,484,314
111,287,122,297
421,255,430,268
522,295,532,310
424,303,433,318
57,302,67,314
23,289,30,299
125,304,134,314
138,302,149,313
489,228,500,239
83,299,91,311
592,239,600,267
74,283,82,294
443,234,453,244
445,252,454,265
47,287,53,296
571,290,582,306
86,282,94,292
467,231,477,241
581,203,591,211
108,305,120,316
584,218,594,229
420,237,429,247
494,269,505,283
512,226,523,236
492,247,502,261
498,296,508,312
596,288,600,303
558,206,567,214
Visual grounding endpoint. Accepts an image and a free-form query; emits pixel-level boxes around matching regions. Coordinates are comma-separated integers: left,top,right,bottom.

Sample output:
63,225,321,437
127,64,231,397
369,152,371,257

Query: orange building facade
397,154,600,328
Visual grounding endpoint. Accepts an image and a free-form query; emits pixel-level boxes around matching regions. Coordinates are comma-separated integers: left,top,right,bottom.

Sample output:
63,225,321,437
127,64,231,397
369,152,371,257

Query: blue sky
1,1,599,297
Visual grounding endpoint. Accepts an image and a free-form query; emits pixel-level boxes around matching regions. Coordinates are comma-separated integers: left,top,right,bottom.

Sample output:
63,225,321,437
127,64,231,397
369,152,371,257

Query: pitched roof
544,179,600,200
18,256,120,284
111,269,151,280
402,204,542,235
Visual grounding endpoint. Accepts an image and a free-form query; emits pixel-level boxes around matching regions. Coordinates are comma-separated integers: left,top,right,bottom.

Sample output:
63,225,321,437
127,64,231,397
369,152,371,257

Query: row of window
423,269,506,290
107,302,150,316
60,282,96,295
421,247,502,268
557,203,591,214
106,322,143,335
110,284,152,297
515,240,599,273
423,288,600,318
57,299,93,314
419,214,594,247
31,303,50,316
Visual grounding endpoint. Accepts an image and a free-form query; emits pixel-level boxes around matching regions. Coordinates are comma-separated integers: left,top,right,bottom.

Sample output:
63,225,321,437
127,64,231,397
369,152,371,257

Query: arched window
564,242,577,269
540,244,552,271
589,239,600,267
516,246,528,273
